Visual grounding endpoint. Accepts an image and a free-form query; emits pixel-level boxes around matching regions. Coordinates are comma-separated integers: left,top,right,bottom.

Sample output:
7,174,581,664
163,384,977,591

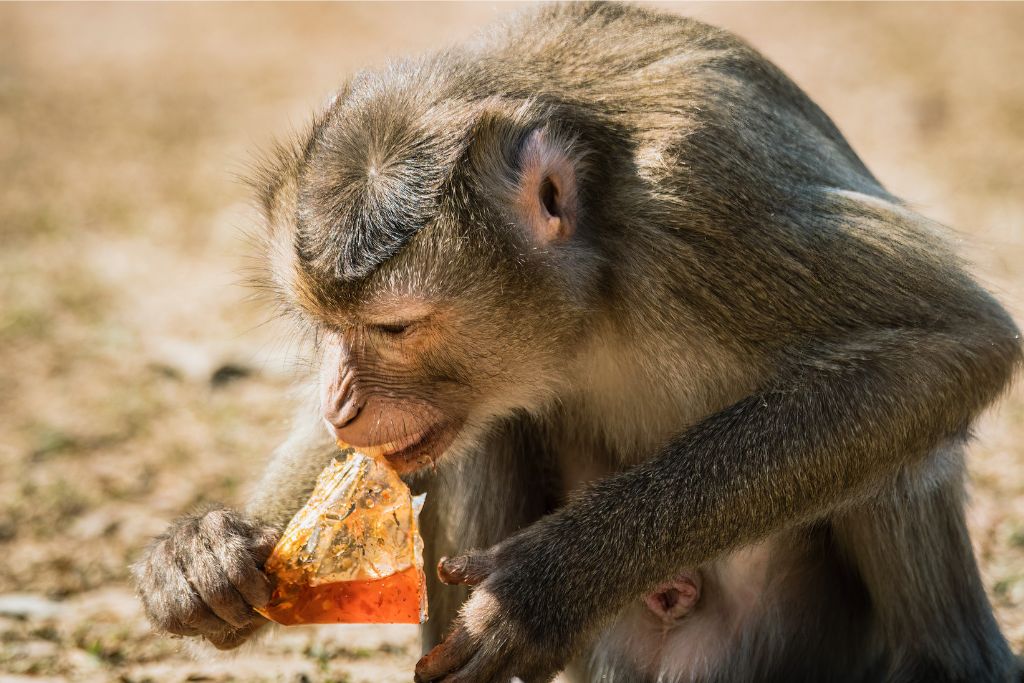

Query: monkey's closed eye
370,321,413,336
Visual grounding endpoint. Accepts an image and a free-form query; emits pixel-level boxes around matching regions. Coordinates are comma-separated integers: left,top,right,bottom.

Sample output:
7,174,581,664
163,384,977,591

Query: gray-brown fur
134,3,1021,681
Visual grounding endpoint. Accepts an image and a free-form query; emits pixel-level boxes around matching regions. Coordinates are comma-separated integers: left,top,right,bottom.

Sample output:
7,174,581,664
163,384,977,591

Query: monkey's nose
324,399,363,438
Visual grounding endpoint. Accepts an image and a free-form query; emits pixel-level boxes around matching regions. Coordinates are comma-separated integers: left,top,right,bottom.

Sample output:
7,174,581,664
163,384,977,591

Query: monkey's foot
644,571,701,623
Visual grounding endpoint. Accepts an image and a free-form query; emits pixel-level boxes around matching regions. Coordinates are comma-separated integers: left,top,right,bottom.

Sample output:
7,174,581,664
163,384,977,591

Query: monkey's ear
514,128,579,246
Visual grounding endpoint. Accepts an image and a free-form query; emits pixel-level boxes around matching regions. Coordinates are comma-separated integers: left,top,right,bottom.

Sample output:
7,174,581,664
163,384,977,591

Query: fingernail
437,556,464,584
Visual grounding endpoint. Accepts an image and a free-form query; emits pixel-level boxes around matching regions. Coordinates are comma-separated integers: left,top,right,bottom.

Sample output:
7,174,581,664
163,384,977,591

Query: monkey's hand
415,541,578,683
132,507,279,650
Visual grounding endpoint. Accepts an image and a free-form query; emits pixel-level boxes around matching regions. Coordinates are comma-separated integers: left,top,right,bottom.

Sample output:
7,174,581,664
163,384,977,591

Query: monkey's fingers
436,654,501,683
206,620,265,651
137,541,208,637
198,513,274,615
246,523,280,565
414,626,474,682
434,643,552,683
179,527,252,630
437,554,494,586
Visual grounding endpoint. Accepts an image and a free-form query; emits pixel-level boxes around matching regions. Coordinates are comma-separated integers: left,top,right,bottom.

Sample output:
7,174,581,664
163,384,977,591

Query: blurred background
1,3,1022,682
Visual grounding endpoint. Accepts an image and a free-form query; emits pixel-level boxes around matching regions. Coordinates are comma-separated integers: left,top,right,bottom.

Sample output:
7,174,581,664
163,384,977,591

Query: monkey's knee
643,570,702,624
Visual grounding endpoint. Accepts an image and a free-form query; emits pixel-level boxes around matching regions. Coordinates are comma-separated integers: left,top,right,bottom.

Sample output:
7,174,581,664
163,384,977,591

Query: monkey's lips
337,420,462,474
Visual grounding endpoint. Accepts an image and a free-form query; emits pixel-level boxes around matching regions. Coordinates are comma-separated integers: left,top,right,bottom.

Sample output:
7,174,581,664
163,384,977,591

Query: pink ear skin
515,128,579,247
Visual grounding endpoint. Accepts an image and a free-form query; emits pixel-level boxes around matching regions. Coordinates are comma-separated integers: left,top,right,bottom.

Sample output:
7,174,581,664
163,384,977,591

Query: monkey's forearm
244,406,338,529
496,322,1020,636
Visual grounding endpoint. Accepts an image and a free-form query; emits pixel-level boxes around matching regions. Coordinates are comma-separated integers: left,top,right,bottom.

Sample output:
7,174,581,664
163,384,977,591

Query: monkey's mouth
344,420,462,474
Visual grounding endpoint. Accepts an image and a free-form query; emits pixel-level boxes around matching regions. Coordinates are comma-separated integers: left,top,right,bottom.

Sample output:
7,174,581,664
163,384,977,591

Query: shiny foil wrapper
257,449,427,625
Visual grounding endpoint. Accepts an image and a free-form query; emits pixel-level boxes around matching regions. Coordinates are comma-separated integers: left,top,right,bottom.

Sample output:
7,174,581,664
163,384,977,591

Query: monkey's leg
834,444,1017,683
416,416,556,651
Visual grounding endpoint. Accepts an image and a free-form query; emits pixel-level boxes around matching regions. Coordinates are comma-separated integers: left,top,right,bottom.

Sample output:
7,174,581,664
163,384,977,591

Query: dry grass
1,3,1021,682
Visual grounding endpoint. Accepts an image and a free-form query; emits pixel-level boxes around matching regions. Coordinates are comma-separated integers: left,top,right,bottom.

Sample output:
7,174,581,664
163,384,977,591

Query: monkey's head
254,78,615,473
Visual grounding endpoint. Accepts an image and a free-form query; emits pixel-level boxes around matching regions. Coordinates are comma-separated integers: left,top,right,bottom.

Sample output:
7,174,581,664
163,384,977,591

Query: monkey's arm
244,403,339,529
513,318,1020,615
417,307,1020,682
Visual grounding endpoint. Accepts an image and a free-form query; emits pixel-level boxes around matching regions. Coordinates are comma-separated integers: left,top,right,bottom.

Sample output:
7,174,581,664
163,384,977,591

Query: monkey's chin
337,420,462,475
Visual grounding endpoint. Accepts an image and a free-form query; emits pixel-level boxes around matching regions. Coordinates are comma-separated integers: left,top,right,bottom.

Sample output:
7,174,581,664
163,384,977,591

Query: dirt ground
1,3,1022,682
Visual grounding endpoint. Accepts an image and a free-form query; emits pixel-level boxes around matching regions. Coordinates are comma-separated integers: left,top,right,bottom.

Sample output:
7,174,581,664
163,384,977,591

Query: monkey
131,3,1022,681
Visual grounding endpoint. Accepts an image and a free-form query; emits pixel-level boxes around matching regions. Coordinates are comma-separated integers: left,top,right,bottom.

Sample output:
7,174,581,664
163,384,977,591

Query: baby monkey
134,3,1021,682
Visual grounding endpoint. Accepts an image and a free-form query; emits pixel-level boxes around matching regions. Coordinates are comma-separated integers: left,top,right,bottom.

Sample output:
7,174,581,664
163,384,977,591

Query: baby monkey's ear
514,128,580,246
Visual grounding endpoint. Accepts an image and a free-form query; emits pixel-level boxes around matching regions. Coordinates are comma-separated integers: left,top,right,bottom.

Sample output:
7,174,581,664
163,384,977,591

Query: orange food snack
260,566,424,624
256,449,427,625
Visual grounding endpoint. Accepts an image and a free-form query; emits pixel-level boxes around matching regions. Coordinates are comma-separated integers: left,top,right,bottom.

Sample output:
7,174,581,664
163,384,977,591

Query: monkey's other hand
415,547,576,683
132,507,279,650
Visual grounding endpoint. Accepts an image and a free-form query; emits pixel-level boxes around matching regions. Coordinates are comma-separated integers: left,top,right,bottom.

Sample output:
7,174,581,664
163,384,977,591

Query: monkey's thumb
437,554,494,586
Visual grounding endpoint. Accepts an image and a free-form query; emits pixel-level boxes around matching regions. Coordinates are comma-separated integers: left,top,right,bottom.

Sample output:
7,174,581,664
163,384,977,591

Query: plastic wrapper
256,448,428,625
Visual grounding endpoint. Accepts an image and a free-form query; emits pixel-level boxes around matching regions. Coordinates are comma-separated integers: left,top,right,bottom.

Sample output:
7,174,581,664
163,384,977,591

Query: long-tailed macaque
133,4,1022,681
